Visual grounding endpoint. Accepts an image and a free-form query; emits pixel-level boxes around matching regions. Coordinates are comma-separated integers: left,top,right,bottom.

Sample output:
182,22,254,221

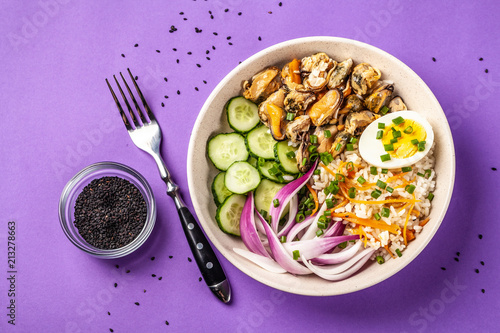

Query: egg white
358,110,434,168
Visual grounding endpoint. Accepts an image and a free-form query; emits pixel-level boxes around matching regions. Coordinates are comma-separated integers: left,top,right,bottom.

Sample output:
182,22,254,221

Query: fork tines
105,68,156,130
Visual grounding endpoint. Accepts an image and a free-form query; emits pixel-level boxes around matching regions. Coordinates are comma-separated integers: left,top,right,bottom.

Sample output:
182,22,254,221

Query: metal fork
106,69,231,303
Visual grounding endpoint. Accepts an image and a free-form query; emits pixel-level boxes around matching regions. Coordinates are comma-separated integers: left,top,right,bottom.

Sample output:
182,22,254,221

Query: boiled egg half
358,111,434,168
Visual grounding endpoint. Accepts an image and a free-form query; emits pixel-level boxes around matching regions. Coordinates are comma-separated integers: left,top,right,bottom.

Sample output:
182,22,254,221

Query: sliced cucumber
208,133,249,171
274,141,299,174
211,172,233,206
216,194,246,236
226,96,260,133
247,156,258,168
257,159,293,183
224,161,261,194
254,179,285,215
246,125,277,160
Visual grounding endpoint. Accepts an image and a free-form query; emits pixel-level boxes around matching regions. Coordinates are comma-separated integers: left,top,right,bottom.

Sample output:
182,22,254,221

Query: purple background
1,1,499,332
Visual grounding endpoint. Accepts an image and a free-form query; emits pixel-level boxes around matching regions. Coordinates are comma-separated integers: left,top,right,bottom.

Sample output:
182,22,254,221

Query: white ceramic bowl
187,37,455,296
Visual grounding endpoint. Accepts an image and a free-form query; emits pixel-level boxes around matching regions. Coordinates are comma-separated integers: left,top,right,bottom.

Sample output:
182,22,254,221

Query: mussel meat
243,66,281,104
350,63,381,96
388,96,407,112
301,53,335,92
365,83,394,113
327,58,353,89
306,88,343,127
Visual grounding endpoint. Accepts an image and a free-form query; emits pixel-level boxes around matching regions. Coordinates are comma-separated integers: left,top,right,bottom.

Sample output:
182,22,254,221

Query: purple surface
1,1,499,332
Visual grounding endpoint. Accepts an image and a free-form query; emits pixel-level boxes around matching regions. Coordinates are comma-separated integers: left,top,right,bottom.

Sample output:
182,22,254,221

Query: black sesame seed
108,311,111,316
166,321,170,326
195,27,202,33
224,8,229,12
151,256,155,261
121,54,125,58
158,277,163,280
441,267,446,271
213,32,218,36
196,63,201,67
480,261,485,266
156,50,160,53
126,270,130,273
238,12,242,16
432,57,436,62
177,90,180,95
456,252,460,256
212,45,216,50
279,1,282,6
481,289,485,293
152,274,156,277
208,10,212,14
475,269,479,273
195,87,199,91
164,77,168,82
206,57,210,60
492,167,497,171
479,234,483,239
183,18,187,21
199,277,202,282
134,44,138,47
176,59,179,63
203,80,207,84
227,36,231,40
114,283,117,288
188,257,192,262
454,257,459,262
169,255,173,259
179,11,184,15
228,42,233,46
143,289,146,293
210,15,214,19
135,76,138,80
115,265,119,269
135,302,140,306
110,329,114,333
187,51,192,55
173,48,177,51
161,102,165,107
258,36,262,41
479,57,483,61
485,69,489,73
164,95,169,99
206,50,210,54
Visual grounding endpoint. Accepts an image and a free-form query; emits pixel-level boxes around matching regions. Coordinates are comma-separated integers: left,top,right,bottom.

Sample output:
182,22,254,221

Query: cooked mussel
345,110,376,135
350,63,381,96
327,58,353,89
330,130,350,158
339,94,365,114
284,90,316,114
258,89,287,141
388,96,407,112
296,136,313,173
313,124,338,153
365,83,394,113
301,53,335,92
281,58,304,90
285,115,312,143
243,66,281,104
306,88,343,127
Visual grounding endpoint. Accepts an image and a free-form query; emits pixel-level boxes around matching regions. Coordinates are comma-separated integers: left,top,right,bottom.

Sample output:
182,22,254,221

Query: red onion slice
239,193,270,258
276,195,298,238
233,248,286,274
285,216,314,243
312,241,362,265
282,235,359,260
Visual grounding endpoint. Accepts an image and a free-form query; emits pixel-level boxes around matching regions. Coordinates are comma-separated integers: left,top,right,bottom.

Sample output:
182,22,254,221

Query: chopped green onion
307,201,315,210
280,236,287,243
304,209,312,216
336,173,345,182
295,213,305,223
302,158,307,166
402,166,412,172
427,193,434,201
317,221,326,229
293,250,300,260
411,139,419,145
392,116,405,125
404,126,413,134
370,166,378,175
346,161,355,172
330,184,340,195
374,213,381,220
380,106,389,114
390,138,398,144
424,169,432,178
324,130,331,138
273,199,280,207
405,185,416,194
376,255,385,264
386,186,394,193
371,189,382,199
310,153,318,162
277,174,285,183
286,112,295,121
378,122,385,129
325,198,334,209
376,130,383,139
418,141,426,151
357,176,366,184
335,143,342,151
376,180,387,189
346,143,354,151
382,168,388,174
308,145,317,153
417,172,425,177
313,169,321,175
310,135,318,144
396,249,402,257
349,137,358,144
260,210,268,219
338,242,347,249
286,151,296,160
392,130,402,139
316,229,324,237
384,144,394,151
348,187,357,199
318,215,326,223
320,152,334,165
381,207,390,218
258,157,266,166
324,210,331,216
380,154,391,162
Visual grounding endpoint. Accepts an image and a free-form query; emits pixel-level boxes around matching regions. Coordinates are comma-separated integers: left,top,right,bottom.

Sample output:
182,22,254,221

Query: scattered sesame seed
206,50,210,54
169,255,173,259
227,36,231,40
187,51,192,55
206,57,210,60
114,283,117,288
121,54,125,58
479,234,483,239
151,256,155,261
228,42,233,46
158,277,163,280
485,69,489,73
279,2,282,6
441,267,446,271
126,270,130,273
479,57,483,61
134,44,138,47
210,15,214,19
177,90,181,95
179,11,184,15
108,312,111,316
258,36,262,41
165,321,170,326
161,102,165,107
144,289,146,293
268,11,272,14
156,50,160,53
195,27,202,33
475,269,479,273
480,261,485,266
135,302,140,306
176,59,180,63
454,257,459,262
213,32,218,36
196,63,201,67
110,329,114,333
164,77,168,82
481,289,485,293
456,252,460,256
135,76,138,80
164,95,169,99
203,80,207,84
238,12,242,16
432,57,436,62
224,8,229,12
115,265,119,269
199,277,202,282
173,48,177,51
188,257,192,262
195,87,199,91
492,167,497,171
152,274,156,277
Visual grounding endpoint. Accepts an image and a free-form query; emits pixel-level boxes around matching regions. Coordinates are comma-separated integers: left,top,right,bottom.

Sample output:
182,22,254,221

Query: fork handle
173,197,231,303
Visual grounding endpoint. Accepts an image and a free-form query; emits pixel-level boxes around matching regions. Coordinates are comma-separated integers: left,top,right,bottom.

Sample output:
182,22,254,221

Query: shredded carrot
411,209,421,217
350,198,421,205
288,58,301,84
397,202,410,212
403,202,415,246
384,245,396,259
419,217,430,227
339,182,350,199
320,162,336,177
359,225,368,248
333,212,400,234
386,172,410,183
305,183,319,216
330,198,349,211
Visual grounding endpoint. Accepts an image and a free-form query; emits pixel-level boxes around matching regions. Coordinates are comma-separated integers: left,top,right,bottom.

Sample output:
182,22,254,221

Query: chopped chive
320,152,334,165
302,158,307,166
392,116,405,125
258,157,265,166
286,151,295,159
313,169,321,175
273,199,280,207
317,221,326,229
304,209,312,216
404,126,413,134
310,153,318,162
324,130,331,138
427,193,434,201
336,173,345,182
384,144,394,151
376,180,387,189
335,143,342,151
346,161,355,172
374,213,381,220
325,198,334,209
371,189,382,199
378,122,385,129
318,215,326,223
376,130,383,139
349,137,358,144
330,184,339,195
280,236,286,243
376,255,385,264
382,168,388,174
295,213,305,223
338,241,347,249
324,210,331,216
418,141,426,151
380,154,391,162
277,174,285,183
316,229,324,237
390,138,398,144
293,250,300,260
381,207,390,217
386,186,394,193
392,130,402,139
308,145,317,153
417,172,425,177
370,166,378,175
260,210,267,218
357,176,366,184
395,249,402,257
310,135,318,144
348,187,357,199
402,166,412,172
405,185,416,194
424,169,432,178
286,112,295,121
346,143,354,151
380,106,389,114
411,139,419,145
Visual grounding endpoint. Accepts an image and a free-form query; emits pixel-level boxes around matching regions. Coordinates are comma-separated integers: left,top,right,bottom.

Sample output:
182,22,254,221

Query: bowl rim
58,161,157,259
187,36,456,295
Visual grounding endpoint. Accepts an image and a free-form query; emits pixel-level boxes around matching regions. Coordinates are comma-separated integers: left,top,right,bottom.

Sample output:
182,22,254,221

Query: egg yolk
381,119,426,159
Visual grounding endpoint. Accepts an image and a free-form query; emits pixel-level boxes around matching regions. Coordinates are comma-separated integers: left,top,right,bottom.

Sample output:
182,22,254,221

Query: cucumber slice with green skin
215,194,246,236
274,141,300,174
246,125,277,160
226,96,260,133
247,156,258,168
224,161,261,194
211,172,233,206
207,133,249,171
254,179,288,216
257,159,293,183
